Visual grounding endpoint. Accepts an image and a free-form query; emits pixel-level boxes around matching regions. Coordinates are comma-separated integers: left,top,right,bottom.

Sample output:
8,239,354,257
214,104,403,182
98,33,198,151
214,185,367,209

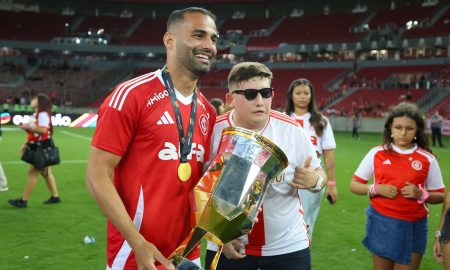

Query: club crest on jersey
411,160,423,171
199,114,209,135
147,90,169,107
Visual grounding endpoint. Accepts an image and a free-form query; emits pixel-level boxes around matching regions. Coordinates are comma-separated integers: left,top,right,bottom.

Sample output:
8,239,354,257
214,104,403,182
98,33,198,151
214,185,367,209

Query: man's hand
133,240,175,270
222,239,246,260
289,156,318,190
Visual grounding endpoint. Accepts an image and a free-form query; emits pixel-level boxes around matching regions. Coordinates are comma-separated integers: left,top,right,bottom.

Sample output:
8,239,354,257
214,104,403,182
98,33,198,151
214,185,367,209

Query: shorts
362,206,427,265
440,208,450,244
204,248,310,270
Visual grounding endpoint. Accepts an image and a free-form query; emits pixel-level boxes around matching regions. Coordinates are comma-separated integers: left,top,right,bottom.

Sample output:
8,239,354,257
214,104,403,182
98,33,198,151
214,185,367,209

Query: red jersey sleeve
92,89,139,156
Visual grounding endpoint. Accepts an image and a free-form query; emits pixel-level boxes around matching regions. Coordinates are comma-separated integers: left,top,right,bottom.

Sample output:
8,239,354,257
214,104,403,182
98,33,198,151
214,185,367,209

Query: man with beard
85,7,219,270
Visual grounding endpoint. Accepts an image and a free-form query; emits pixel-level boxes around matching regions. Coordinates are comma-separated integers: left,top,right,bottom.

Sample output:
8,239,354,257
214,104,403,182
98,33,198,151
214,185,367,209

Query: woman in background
285,78,337,239
209,97,226,115
8,93,61,208
350,102,444,270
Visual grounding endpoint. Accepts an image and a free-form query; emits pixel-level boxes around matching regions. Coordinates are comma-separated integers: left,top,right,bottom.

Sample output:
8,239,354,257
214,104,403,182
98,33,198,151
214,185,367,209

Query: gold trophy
169,127,288,270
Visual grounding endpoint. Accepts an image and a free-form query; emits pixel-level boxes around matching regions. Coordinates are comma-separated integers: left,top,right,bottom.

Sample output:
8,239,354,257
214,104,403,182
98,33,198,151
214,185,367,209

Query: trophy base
172,256,204,270
170,227,207,270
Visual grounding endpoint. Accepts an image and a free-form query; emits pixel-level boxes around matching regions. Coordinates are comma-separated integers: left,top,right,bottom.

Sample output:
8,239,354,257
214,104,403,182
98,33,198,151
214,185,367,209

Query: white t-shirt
207,109,321,256
291,112,336,155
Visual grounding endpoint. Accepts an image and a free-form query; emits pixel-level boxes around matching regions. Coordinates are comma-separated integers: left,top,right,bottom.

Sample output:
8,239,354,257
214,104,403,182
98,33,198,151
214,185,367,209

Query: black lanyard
161,67,198,163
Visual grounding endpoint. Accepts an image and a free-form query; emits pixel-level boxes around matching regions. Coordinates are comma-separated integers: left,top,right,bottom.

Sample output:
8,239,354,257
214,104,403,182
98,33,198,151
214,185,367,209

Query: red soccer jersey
27,112,51,142
92,70,216,269
353,144,445,221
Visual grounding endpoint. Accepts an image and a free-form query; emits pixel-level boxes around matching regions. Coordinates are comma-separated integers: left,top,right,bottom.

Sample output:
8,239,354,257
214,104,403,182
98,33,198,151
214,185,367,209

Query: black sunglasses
231,87,273,100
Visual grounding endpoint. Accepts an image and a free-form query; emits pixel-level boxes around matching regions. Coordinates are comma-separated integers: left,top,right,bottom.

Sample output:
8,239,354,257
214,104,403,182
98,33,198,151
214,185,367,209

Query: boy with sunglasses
204,62,326,270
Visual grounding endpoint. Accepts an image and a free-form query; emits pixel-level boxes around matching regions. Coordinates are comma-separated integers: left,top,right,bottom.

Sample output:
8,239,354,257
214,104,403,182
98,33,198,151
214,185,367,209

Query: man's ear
163,32,174,50
225,92,234,109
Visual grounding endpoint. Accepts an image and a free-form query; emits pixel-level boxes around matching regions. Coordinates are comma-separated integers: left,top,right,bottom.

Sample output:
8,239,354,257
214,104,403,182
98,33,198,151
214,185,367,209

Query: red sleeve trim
428,187,445,193
353,174,368,184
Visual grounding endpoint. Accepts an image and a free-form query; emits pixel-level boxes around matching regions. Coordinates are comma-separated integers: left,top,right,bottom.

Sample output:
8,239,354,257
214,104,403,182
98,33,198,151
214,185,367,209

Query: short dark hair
228,62,272,88
167,7,216,31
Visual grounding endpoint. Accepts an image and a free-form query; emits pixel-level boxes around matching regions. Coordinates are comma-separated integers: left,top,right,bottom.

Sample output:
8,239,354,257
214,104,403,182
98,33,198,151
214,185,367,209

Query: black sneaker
43,196,61,204
8,198,28,208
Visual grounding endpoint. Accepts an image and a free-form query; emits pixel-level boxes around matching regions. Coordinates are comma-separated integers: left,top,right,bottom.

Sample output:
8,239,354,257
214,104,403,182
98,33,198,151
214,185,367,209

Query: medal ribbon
161,67,198,164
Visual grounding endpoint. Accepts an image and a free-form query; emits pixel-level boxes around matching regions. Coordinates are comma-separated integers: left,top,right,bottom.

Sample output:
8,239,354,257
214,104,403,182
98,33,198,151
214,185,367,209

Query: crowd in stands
0,1,448,117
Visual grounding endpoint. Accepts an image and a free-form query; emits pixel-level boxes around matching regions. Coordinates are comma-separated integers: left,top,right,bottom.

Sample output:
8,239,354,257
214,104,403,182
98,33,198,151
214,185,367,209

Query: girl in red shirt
350,102,444,270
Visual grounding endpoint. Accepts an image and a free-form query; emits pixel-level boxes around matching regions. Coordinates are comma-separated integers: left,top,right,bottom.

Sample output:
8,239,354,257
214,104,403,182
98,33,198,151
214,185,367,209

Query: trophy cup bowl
170,127,288,270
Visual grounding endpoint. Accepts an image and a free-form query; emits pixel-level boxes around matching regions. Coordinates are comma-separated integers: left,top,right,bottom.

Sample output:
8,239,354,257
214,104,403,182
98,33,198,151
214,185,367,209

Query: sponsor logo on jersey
199,114,209,135
147,90,169,107
411,160,423,170
157,111,174,125
272,173,286,183
382,159,391,165
158,142,205,162
197,98,207,111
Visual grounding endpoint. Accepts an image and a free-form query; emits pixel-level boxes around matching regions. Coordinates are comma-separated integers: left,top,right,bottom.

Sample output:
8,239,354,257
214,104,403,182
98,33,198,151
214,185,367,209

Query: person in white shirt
204,62,326,270
285,78,337,239
0,163,7,191
0,120,8,191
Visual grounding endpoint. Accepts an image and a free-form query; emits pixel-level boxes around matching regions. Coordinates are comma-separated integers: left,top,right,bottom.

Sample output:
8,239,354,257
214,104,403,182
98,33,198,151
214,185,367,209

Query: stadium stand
367,5,438,30
331,88,428,117
247,12,368,49
0,10,72,41
76,15,135,36
402,6,450,38
0,0,448,119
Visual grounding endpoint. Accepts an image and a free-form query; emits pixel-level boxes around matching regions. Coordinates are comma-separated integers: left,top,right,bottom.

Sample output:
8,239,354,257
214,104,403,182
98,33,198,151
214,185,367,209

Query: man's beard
188,58,212,77
179,47,214,77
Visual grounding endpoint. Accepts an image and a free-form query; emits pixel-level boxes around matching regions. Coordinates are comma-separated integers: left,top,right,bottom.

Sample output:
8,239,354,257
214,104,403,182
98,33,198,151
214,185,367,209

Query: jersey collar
391,143,418,154
157,68,194,105
292,112,310,120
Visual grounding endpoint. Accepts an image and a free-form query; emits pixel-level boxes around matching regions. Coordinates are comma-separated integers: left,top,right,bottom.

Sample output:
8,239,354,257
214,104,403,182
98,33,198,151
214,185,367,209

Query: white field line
0,130,91,164
59,130,92,141
1,127,21,131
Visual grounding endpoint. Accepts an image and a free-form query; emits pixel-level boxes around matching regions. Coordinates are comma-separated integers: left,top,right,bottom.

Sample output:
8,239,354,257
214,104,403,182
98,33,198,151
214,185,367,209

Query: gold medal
178,162,192,182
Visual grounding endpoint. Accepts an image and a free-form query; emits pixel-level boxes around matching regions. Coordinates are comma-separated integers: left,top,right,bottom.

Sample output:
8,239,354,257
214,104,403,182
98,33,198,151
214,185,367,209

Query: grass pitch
0,127,448,270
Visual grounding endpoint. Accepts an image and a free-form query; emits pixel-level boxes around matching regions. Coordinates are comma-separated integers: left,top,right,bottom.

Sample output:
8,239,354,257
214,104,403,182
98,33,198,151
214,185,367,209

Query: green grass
0,127,449,270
